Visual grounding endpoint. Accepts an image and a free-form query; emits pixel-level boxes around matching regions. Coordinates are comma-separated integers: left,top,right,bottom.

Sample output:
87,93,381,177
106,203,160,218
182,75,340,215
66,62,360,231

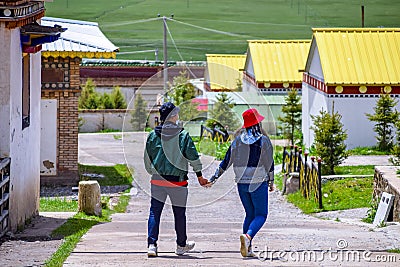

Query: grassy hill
45,0,400,61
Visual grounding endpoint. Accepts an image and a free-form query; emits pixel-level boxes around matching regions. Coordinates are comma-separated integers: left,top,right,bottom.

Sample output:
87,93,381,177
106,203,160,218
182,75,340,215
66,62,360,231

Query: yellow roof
311,28,400,85
247,40,311,83
206,54,246,90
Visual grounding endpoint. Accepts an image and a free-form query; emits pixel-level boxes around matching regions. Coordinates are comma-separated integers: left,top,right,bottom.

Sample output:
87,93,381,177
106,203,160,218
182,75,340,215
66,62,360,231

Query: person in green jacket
144,102,209,257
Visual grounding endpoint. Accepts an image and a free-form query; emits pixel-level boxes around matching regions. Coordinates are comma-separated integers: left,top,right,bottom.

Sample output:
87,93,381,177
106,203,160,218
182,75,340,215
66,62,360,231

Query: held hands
208,175,218,184
197,176,209,187
269,184,274,192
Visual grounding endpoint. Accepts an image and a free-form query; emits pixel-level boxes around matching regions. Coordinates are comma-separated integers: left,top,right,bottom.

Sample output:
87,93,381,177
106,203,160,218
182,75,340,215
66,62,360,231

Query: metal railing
0,157,11,238
282,146,323,209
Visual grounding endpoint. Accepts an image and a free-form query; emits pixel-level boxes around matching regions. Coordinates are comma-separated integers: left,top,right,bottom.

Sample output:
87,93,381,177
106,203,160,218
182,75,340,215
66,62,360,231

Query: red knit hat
242,108,265,128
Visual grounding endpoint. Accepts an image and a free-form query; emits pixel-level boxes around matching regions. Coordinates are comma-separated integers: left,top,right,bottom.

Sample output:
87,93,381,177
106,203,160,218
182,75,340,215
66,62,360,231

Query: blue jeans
237,182,268,239
147,184,188,247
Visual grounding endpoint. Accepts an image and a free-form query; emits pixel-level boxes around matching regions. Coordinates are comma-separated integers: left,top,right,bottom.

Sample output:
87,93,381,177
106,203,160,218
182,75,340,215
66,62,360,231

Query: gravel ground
40,185,131,198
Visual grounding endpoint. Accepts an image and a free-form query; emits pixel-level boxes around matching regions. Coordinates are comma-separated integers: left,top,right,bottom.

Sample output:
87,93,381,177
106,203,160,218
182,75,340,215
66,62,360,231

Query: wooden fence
282,146,323,209
200,125,233,143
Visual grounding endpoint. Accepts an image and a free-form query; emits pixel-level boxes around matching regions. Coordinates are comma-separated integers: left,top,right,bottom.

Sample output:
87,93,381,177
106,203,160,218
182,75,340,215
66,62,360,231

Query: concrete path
64,133,400,266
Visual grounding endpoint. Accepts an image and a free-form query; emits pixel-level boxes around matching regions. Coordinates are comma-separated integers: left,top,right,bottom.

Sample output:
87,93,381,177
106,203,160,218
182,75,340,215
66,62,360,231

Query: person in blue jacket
209,108,274,257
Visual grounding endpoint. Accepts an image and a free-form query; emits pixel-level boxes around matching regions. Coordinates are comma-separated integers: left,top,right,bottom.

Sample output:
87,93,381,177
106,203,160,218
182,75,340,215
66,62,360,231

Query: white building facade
0,0,63,234
302,28,400,150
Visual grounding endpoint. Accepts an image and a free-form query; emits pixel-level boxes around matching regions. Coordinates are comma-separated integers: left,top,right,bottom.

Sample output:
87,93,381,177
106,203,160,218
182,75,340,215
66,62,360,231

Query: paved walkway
63,133,400,266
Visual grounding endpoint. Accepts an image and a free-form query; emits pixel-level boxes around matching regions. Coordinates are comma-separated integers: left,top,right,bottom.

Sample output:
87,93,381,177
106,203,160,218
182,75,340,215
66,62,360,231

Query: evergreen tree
366,93,399,152
169,70,196,105
100,93,115,109
207,92,240,131
310,106,348,175
131,93,148,131
111,86,127,109
85,94,101,109
278,88,302,145
168,70,200,121
79,79,101,109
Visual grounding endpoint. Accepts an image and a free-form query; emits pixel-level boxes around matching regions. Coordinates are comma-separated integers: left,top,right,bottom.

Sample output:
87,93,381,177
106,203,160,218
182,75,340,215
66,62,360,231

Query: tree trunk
78,181,102,216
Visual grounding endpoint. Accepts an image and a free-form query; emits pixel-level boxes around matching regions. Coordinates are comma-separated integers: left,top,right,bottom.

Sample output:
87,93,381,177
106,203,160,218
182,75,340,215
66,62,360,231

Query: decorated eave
20,22,66,53
0,0,45,29
303,73,400,96
303,28,400,96
41,17,119,59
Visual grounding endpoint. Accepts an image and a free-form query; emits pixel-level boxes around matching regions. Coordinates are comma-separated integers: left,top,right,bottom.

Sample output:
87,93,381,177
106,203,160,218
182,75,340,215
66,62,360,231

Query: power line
101,17,159,28
168,18,255,38
165,19,198,79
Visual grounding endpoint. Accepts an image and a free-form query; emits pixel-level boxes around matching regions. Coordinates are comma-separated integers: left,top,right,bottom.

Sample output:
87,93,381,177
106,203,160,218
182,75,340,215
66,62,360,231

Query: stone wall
79,109,159,132
374,166,400,222
79,110,203,136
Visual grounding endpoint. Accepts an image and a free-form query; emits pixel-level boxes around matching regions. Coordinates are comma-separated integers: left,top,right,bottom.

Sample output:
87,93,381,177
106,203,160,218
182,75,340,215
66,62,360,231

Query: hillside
45,0,400,61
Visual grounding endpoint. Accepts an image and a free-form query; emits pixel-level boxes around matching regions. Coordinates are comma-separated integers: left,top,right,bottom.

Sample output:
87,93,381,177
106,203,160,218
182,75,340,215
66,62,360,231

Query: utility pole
163,16,168,93
361,5,365,27
157,14,174,97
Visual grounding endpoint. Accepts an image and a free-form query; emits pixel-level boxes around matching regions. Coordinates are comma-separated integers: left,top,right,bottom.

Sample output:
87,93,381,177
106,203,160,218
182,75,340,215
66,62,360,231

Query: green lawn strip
388,249,400,253
44,211,111,267
42,162,133,266
278,165,377,219
40,197,78,212
44,191,131,267
286,177,373,214
347,146,389,156
78,164,133,186
333,165,375,176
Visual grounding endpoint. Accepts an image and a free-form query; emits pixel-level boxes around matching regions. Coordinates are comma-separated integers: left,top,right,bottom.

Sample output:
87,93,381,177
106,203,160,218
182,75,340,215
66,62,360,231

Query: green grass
40,197,78,212
99,128,121,133
274,145,284,165
333,165,375,176
44,191,131,266
362,198,379,223
78,164,133,186
347,146,390,156
44,0,400,61
275,172,284,191
281,165,375,214
44,212,111,267
286,177,373,214
195,138,230,160
109,189,131,213
113,134,122,140
388,248,400,253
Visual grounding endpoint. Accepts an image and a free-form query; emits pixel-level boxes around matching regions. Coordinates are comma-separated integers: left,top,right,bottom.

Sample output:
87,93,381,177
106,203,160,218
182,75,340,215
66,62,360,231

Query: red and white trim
303,73,400,95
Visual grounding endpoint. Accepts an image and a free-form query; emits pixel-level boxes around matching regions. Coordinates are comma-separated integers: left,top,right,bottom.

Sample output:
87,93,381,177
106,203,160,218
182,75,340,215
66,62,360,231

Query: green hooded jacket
144,121,202,181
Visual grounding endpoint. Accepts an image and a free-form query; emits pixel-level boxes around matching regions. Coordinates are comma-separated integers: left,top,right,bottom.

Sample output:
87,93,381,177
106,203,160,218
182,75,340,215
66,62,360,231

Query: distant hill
45,0,400,61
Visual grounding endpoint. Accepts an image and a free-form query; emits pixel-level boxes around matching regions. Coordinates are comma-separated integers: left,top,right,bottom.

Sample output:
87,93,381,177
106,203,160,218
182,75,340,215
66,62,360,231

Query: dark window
22,54,30,129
